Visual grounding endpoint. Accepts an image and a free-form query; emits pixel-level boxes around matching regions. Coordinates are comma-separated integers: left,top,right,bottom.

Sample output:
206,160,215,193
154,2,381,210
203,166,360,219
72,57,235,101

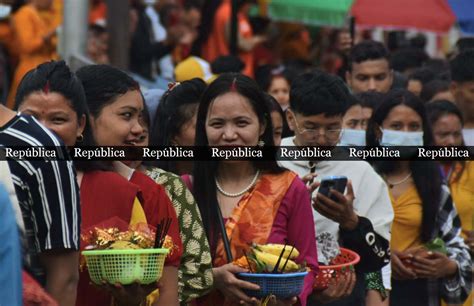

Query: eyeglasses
293,119,342,141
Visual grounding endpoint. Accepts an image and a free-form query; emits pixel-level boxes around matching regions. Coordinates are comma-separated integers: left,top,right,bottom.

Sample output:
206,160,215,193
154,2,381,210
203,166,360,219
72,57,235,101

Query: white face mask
380,129,424,146
338,129,366,146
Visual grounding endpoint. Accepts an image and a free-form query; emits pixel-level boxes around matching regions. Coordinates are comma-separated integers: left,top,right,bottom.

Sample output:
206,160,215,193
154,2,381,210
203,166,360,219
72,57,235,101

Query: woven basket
82,248,169,285
313,248,360,290
237,271,308,299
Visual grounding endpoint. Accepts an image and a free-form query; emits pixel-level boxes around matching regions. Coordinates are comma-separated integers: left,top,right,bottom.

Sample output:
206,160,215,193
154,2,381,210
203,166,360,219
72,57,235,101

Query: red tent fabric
351,0,456,33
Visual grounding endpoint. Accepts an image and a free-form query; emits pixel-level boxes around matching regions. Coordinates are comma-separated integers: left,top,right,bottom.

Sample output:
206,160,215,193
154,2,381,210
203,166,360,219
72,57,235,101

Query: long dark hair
193,73,284,255
426,99,466,183
76,64,140,119
149,78,206,172
366,89,441,242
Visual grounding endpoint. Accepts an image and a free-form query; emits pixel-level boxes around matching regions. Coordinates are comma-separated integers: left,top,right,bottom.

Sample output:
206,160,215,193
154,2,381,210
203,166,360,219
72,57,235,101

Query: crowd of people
0,1,473,306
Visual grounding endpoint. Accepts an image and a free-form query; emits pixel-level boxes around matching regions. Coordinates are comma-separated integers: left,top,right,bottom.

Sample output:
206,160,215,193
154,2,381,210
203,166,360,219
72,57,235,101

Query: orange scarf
202,171,296,306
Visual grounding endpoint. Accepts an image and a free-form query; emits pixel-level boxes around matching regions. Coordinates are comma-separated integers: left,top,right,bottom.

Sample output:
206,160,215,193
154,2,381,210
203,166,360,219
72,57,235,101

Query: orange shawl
202,171,297,305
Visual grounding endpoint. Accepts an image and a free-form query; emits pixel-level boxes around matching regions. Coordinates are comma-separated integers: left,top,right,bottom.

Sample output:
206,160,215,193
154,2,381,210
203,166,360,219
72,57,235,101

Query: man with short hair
280,71,393,305
0,104,80,306
450,49,474,145
346,40,393,94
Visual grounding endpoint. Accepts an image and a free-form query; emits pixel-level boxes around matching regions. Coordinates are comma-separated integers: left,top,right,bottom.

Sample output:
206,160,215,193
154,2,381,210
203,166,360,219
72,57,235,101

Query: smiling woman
189,73,318,306
76,64,183,306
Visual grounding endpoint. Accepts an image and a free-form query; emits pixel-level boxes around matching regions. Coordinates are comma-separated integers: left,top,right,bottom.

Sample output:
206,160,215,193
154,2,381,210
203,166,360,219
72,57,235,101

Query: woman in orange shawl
187,73,318,306
7,0,59,109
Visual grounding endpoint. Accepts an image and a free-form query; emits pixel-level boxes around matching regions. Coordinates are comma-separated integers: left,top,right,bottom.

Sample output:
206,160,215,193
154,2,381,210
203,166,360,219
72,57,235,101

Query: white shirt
279,136,394,289
462,128,474,146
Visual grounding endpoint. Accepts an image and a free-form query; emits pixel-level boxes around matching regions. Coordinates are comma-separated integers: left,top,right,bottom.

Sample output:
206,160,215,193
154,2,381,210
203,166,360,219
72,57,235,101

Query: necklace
385,173,412,189
216,170,260,197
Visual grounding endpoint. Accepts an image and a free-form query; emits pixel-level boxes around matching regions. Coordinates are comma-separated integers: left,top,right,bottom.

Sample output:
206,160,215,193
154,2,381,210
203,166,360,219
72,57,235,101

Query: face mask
338,129,366,146
380,129,424,146
0,5,11,19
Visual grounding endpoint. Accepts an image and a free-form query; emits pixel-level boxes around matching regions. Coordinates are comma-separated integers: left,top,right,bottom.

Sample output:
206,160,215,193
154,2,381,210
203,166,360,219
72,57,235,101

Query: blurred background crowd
0,0,472,109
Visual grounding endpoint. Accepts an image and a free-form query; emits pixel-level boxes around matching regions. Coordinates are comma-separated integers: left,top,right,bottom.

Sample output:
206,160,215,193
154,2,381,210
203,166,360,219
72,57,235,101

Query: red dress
75,170,182,306
76,171,140,306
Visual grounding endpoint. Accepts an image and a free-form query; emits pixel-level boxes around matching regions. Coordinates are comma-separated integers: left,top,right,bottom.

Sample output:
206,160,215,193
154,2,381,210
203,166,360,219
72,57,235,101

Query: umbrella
351,0,456,33
266,0,355,27
448,0,474,34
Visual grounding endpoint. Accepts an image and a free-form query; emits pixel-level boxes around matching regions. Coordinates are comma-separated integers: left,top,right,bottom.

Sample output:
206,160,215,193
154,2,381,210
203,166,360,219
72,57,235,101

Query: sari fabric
188,171,318,306
214,171,297,267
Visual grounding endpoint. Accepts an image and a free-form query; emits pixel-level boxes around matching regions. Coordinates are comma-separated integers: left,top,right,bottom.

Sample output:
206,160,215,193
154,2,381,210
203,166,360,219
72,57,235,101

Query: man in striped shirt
0,104,80,306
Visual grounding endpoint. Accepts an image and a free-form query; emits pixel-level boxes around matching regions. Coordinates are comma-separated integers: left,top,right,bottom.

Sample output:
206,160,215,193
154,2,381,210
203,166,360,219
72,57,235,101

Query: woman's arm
39,250,80,306
153,266,179,306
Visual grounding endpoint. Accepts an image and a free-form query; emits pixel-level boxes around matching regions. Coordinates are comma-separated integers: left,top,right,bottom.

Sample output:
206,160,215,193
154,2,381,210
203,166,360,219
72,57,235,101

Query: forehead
208,92,257,117
352,59,390,75
385,105,421,121
107,90,144,109
296,112,342,125
434,114,462,127
270,76,290,88
21,91,73,111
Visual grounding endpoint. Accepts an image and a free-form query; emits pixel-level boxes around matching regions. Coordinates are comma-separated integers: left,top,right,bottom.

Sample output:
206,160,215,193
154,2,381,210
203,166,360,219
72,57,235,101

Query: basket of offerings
234,243,308,299
81,218,174,285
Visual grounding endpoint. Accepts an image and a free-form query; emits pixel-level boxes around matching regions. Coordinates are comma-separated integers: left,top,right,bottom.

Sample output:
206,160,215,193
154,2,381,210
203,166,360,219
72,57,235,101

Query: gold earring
258,140,265,147
77,134,84,143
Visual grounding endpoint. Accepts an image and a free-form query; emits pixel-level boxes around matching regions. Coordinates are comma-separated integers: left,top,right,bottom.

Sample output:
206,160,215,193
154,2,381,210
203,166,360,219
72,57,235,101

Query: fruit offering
233,243,306,273
82,222,174,252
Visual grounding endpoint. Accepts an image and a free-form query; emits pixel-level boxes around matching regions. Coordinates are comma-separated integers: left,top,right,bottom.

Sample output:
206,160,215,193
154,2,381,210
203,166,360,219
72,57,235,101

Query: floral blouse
145,167,213,304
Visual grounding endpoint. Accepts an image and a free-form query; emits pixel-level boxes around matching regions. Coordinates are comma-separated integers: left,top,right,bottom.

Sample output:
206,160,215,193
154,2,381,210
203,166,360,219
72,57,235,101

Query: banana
253,249,299,272
256,244,300,259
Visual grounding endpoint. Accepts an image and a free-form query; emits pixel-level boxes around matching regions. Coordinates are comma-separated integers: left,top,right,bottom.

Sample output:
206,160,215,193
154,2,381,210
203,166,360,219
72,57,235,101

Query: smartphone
318,176,348,201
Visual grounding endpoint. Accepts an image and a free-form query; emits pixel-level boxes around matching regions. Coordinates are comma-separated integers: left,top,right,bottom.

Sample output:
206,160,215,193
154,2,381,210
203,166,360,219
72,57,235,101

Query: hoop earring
76,134,84,143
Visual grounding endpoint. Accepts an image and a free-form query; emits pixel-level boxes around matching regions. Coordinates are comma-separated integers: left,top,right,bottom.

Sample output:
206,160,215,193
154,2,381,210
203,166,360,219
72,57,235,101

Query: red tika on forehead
230,78,237,91
43,80,50,94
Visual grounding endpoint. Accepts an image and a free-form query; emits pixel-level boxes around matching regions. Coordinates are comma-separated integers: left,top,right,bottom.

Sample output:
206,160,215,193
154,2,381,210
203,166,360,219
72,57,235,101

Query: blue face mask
380,129,424,146
338,129,366,146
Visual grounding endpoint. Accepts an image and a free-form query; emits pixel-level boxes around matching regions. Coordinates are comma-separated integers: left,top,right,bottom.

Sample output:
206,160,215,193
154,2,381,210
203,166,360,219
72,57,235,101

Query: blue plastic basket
237,271,308,299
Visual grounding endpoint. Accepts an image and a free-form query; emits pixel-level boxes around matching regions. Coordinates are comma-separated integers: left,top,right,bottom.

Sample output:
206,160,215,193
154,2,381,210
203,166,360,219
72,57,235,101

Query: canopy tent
448,0,474,34
351,0,456,33
266,0,355,28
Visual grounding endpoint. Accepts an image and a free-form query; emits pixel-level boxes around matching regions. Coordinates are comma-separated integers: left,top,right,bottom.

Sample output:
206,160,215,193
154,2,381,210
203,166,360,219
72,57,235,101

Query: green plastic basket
82,248,169,285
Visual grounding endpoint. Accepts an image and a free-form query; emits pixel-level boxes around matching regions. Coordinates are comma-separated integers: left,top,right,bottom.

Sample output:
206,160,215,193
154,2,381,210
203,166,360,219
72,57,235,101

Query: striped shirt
0,114,80,284
427,185,472,306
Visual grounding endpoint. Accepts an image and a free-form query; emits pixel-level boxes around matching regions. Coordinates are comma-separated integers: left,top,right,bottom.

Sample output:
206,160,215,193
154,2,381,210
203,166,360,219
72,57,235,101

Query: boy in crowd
450,49,474,145
280,71,393,305
346,41,393,94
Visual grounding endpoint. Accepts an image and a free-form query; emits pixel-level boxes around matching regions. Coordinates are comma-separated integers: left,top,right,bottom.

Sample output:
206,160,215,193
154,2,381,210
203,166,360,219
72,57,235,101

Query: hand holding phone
313,177,358,230
318,176,348,201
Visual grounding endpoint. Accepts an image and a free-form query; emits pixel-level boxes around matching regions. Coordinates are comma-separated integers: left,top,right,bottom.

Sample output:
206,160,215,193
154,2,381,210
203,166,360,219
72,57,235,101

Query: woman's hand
411,251,458,279
100,281,158,306
213,264,260,304
391,250,416,280
462,230,474,254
